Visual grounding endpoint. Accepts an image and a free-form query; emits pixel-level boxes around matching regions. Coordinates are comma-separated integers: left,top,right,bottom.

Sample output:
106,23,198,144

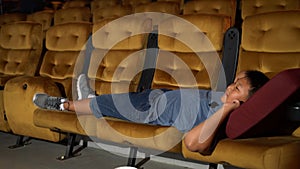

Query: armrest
4,76,64,142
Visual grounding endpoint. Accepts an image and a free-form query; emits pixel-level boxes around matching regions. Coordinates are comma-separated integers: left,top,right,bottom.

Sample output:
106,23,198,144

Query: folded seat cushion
226,68,300,139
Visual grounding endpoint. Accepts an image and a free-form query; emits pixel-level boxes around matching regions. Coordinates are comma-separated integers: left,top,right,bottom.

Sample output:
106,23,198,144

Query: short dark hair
244,70,270,97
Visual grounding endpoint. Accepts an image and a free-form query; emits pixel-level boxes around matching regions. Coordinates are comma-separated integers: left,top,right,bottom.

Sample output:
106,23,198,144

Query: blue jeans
90,89,224,132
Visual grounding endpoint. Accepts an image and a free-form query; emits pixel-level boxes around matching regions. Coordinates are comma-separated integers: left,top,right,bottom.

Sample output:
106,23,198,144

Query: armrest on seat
4,76,65,142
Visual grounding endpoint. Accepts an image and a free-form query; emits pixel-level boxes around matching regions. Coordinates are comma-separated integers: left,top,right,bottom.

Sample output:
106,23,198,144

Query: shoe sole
32,93,46,108
77,74,85,100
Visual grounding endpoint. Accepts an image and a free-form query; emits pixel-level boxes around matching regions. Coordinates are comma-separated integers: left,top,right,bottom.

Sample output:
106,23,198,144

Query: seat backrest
90,0,120,13
121,0,152,8
236,10,300,78
183,0,237,26
154,14,231,90
54,7,91,25
0,13,26,26
88,15,152,95
39,22,92,98
157,0,184,12
92,5,133,23
26,10,54,38
134,1,181,15
62,0,87,9
0,21,43,86
241,0,300,20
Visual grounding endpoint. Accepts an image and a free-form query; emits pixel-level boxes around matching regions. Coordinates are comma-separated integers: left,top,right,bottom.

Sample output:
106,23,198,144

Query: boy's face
221,71,251,103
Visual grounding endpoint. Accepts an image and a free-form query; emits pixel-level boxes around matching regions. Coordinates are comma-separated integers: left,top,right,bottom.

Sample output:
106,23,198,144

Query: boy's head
221,70,269,104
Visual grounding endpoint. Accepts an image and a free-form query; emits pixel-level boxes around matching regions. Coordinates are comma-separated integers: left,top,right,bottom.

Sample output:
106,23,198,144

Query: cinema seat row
0,0,300,169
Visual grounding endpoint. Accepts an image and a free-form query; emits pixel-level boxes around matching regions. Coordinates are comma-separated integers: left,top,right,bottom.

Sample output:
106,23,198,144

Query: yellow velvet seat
241,0,300,20
0,13,26,26
134,1,181,15
182,10,300,169
121,0,152,8
54,7,91,25
5,22,92,142
62,0,87,9
90,0,120,13
30,11,232,162
182,0,237,26
92,5,133,23
93,13,231,155
0,21,43,133
33,16,152,140
26,10,54,38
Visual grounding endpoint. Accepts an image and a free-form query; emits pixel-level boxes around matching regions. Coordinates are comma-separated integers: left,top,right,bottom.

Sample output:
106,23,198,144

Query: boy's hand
223,99,241,113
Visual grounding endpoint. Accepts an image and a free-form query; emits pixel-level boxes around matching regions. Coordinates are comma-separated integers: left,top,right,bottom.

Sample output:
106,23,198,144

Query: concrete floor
0,132,226,169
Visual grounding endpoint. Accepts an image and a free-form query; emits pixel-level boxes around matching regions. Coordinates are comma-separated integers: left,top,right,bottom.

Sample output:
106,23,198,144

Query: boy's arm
184,100,240,153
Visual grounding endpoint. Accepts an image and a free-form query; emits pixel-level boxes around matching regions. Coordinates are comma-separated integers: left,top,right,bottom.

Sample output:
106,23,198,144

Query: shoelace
45,96,63,110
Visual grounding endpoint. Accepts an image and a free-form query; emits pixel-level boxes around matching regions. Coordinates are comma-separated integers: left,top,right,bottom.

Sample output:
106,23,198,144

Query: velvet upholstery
154,14,231,90
182,136,300,169
40,22,92,98
54,7,91,25
157,0,184,11
134,1,181,15
4,22,91,141
0,22,43,132
4,76,65,141
34,17,151,141
182,11,300,169
90,0,120,12
237,11,300,78
90,13,231,153
62,0,87,9
92,5,133,23
183,0,236,26
0,13,26,26
26,10,54,38
121,0,152,8
241,0,300,19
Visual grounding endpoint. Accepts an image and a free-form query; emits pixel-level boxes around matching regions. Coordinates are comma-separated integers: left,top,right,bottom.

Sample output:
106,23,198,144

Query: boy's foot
33,93,67,111
77,74,95,100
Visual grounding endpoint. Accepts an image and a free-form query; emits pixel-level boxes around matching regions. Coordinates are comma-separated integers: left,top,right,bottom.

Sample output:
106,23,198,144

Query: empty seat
26,10,54,38
4,22,92,142
92,5,133,23
236,10,300,78
90,0,120,13
183,0,237,26
62,0,88,9
54,7,91,25
0,13,26,26
154,13,231,90
157,0,184,12
241,0,300,20
133,1,181,26
134,1,181,15
121,0,152,8
0,21,43,133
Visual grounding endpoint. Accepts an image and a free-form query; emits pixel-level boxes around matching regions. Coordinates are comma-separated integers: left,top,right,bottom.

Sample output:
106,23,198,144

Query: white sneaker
77,74,95,100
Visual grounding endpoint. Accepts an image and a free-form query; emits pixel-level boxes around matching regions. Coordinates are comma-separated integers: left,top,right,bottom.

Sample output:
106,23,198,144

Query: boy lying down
33,70,269,154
